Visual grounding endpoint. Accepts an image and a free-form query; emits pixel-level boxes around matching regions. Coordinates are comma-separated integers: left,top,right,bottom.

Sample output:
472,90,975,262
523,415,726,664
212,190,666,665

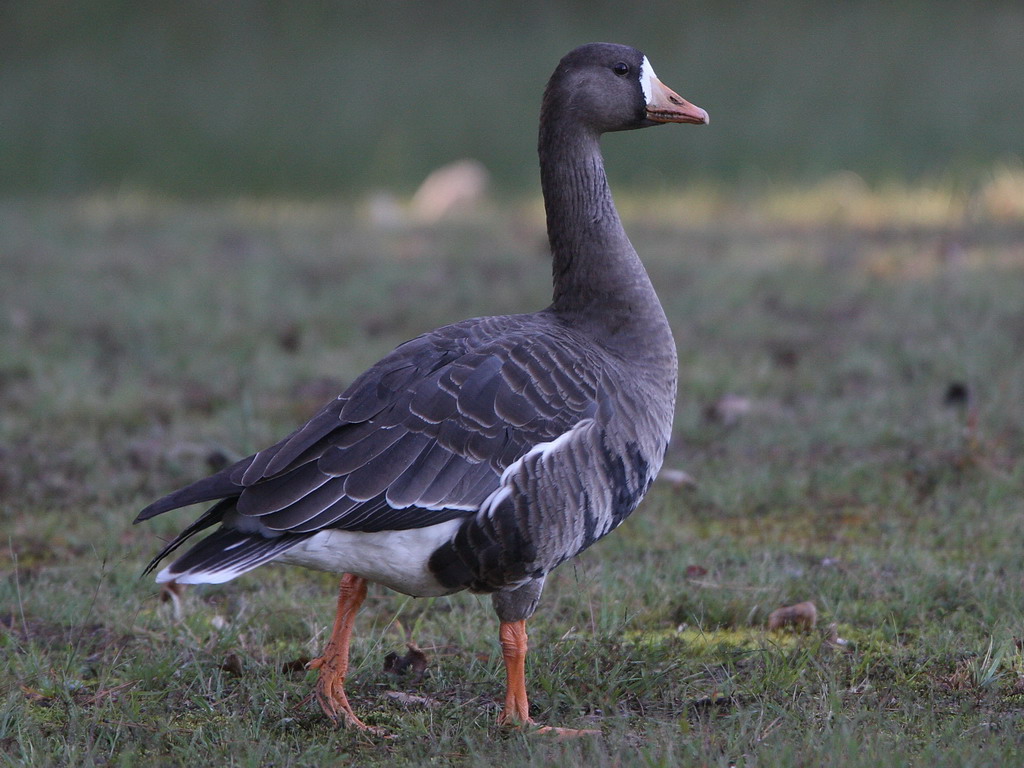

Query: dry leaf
767,601,817,632
20,685,53,705
658,468,697,490
410,159,490,223
383,642,430,684
704,394,752,425
221,653,244,676
384,691,441,708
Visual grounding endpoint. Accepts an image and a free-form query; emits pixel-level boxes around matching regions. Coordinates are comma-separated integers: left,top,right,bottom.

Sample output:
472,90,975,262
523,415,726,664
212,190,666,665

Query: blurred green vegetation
2,0,1022,196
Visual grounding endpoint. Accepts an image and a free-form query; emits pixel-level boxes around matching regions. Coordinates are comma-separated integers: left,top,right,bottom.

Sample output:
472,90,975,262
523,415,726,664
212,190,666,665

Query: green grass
2,187,1024,766
3,2,1024,194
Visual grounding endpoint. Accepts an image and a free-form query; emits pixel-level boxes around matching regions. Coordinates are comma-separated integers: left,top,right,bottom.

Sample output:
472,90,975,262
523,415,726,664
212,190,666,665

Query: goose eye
612,62,630,76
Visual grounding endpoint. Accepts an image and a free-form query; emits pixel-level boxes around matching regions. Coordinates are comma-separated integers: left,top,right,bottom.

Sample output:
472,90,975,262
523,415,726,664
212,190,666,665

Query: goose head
542,42,709,135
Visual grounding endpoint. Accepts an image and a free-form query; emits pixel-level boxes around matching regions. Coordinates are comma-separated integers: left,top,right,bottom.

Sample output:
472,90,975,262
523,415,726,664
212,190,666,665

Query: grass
2,182,1024,766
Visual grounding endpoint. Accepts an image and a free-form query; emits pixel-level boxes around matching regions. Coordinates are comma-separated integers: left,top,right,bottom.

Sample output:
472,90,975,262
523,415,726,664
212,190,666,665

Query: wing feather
415,454,485,509
317,425,405,476
139,314,608,551
283,492,362,533
259,477,350,531
342,433,432,501
235,460,332,516
385,440,459,508
454,355,504,427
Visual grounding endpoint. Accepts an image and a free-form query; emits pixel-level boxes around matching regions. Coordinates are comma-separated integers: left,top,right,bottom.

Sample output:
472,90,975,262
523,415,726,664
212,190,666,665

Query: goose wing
137,314,606,543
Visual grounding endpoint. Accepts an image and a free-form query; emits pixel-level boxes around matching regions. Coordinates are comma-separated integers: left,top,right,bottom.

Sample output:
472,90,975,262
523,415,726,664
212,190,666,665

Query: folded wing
137,314,606,575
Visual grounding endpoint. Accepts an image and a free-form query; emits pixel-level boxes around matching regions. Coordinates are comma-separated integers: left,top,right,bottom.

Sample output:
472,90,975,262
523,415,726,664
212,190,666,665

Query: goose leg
308,573,385,734
498,619,532,725
497,619,600,738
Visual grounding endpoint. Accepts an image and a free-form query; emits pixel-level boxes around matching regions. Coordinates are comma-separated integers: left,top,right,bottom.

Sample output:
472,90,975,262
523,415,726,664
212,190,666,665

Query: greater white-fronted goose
137,42,708,735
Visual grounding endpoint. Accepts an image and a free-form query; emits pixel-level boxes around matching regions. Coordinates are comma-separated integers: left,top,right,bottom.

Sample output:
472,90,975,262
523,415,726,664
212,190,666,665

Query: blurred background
3,0,1022,198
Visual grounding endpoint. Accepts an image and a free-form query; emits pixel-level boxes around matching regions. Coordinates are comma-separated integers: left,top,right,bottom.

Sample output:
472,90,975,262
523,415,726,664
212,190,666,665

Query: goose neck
538,121,666,345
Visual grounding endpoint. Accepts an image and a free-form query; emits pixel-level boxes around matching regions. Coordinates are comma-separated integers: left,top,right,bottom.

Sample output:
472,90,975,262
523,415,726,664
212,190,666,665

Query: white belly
273,518,465,597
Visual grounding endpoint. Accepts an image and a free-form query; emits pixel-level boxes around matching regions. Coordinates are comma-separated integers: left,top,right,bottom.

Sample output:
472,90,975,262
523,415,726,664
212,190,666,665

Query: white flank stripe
481,419,593,519
479,485,512,517
499,419,592,486
639,55,656,103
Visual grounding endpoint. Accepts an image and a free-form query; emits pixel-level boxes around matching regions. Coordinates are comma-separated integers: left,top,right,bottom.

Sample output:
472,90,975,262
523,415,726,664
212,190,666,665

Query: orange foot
307,653,390,737
497,619,600,739
307,574,393,738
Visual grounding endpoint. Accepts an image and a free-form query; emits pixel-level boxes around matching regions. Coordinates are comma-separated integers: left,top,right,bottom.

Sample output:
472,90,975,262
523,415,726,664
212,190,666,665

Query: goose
136,42,708,736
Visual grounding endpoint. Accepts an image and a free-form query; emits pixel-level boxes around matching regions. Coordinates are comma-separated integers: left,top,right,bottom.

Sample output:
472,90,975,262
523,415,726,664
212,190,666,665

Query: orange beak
646,78,709,125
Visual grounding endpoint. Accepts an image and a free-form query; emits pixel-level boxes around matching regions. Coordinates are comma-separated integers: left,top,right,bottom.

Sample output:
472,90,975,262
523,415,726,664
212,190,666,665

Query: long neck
539,117,673,354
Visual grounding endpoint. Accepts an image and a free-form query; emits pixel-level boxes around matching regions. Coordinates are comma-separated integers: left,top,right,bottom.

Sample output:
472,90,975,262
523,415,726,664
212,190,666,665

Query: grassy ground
2,184,1024,766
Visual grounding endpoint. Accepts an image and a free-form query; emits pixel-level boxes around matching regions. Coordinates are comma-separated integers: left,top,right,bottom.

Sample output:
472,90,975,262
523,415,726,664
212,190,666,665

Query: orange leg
497,619,600,738
308,573,386,734
498,619,532,725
